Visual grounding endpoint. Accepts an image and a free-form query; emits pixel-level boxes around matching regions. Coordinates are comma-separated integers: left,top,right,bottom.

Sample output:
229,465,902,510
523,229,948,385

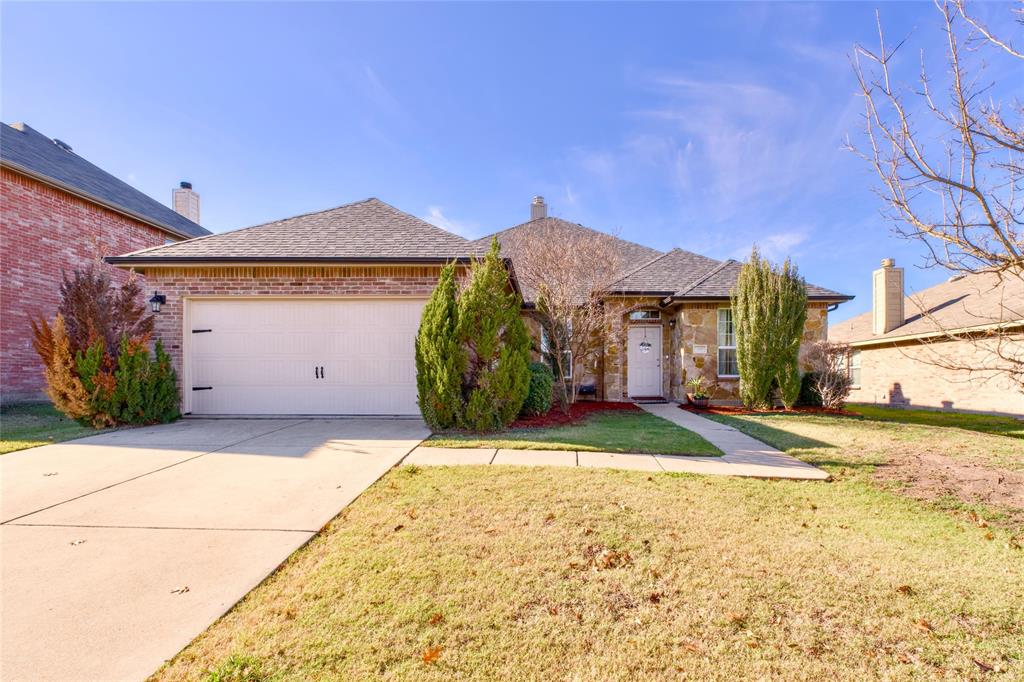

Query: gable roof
1,122,209,239
830,271,1024,346
611,249,850,301
612,248,723,295
107,197,472,265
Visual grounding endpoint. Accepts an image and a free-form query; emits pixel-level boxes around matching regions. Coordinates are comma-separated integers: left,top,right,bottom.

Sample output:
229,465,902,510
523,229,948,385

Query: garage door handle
315,367,320,379
320,366,325,379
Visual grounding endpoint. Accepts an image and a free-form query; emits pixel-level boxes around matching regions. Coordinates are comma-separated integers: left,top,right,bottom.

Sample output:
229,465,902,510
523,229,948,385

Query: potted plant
686,376,711,408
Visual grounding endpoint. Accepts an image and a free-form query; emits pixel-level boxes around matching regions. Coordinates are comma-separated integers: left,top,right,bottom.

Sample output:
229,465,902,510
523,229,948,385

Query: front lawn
705,412,1024,532
0,403,105,454
848,403,1024,439
427,409,722,456
155,462,1022,681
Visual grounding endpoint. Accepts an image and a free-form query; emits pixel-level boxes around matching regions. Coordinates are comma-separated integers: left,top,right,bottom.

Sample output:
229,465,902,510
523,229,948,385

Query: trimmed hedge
521,362,554,416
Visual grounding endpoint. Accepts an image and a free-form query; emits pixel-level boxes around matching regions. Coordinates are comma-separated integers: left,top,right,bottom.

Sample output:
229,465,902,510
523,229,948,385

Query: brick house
830,260,1024,415
0,122,209,403
106,196,850,416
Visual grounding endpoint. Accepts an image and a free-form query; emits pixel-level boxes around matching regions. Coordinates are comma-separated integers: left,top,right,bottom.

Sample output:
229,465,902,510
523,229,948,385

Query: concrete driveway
0,417,427,682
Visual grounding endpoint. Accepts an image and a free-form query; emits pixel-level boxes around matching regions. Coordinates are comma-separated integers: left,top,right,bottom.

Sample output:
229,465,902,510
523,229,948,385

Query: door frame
181,295,427,415
626,324,663,398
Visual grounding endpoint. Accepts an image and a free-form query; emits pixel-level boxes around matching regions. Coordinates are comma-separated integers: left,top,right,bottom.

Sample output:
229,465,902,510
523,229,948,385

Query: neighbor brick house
0,122,209,403
107,196,850,416
830,260,1024,415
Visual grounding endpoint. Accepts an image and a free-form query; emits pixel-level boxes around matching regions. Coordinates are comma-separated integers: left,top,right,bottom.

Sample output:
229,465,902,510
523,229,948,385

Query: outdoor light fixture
149,292,166,314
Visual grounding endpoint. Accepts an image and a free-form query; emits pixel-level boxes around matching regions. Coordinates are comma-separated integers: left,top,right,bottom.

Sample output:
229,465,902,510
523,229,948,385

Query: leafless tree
847,0,1024,388
805,341,854,409
500,221,625,411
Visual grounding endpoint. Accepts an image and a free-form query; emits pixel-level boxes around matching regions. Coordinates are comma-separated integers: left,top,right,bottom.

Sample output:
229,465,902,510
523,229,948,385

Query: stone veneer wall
848,335,1024,415
141,265,449,400
602,300,830,403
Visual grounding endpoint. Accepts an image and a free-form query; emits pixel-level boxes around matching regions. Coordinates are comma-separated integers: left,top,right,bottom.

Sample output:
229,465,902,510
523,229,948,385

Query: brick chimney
872,258,904,334
172,181,200,224
530,196,547,220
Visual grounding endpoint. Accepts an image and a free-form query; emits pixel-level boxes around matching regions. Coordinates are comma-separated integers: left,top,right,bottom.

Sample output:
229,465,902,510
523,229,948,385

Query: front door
627,326,662,397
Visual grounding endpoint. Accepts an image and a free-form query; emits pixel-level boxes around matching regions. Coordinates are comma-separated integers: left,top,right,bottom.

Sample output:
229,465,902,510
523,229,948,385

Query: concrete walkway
405,404,828,481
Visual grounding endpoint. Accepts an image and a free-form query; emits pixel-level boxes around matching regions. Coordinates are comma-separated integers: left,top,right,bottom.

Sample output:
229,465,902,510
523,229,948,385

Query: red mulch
511,401,641,428
679,403,858,417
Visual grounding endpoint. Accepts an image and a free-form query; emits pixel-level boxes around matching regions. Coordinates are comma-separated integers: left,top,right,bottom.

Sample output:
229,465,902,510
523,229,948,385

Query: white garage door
187,298,426,415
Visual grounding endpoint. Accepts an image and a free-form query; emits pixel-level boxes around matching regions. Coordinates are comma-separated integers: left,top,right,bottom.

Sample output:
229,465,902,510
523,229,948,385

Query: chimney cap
880,258,895,268
532,195,545,205
179,181,193,190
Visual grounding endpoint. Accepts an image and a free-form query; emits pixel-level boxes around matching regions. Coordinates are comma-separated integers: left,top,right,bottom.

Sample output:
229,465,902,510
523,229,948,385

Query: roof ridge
676,258,737,297
475,215,659,256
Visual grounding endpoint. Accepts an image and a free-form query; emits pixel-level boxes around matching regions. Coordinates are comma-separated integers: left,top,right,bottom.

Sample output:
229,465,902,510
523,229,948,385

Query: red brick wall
0,168,169,402
141,265,448,407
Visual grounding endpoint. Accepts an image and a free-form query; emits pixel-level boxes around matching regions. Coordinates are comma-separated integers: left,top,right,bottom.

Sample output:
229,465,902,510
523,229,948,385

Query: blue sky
2,2,1020,322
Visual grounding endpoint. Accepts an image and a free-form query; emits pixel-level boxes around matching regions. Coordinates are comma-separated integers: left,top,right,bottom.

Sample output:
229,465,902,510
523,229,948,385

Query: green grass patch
0,402,107,454
153,465,1024,681
848,403,1024,439
427,410,722,456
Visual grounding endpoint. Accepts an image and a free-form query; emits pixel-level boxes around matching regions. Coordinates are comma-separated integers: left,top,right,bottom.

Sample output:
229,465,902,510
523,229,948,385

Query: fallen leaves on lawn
543,512,556,524
914,618,934,633
393,524,405,532
428,613,444,625
405,508,418,520
973,658,994,672
896,584,915,596
421,645,442,665
727,612,748,628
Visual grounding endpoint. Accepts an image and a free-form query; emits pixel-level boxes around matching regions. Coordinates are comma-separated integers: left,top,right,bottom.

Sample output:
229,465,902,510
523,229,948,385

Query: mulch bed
510,401,641,428
680,403,858,417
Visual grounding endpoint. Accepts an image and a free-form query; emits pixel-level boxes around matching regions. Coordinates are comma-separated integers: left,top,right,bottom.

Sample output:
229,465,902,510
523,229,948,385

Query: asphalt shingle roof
612,248,723,294
112,198,471,262
468,217,663,303
1,122,209,239
830,271,1024,344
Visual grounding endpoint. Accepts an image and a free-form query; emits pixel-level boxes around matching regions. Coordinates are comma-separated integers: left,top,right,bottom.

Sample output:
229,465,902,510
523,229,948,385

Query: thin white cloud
746,231,810,262
422,206,478,238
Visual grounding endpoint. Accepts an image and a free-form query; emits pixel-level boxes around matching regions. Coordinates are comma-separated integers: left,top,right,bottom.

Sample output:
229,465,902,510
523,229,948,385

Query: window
849,350,861,387
717,308,738,377
540,326,572,380
629,310,660,322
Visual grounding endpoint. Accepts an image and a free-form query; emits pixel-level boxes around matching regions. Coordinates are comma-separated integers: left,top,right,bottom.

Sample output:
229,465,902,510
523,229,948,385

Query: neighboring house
106,196,850,416
830,259,1024,415
0,122,210,403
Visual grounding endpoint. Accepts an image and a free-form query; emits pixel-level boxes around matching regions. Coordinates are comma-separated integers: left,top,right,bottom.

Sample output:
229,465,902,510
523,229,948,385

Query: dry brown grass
153,461,1022,682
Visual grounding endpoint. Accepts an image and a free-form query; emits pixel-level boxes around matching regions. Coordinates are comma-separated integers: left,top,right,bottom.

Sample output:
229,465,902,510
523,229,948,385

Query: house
106,197,851,416
830,259,1024,415
0,122,210,403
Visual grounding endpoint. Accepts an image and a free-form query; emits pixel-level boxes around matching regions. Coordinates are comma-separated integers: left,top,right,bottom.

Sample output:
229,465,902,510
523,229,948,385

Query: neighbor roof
1,122,209,239
107,198,472,265
830,271,1024,346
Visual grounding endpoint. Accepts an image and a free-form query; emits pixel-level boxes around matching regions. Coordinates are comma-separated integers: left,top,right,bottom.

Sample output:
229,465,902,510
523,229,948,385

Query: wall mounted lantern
149,292,166,314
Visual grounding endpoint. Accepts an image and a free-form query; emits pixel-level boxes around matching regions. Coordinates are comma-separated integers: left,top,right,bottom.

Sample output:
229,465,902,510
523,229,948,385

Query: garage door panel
188,299,425,415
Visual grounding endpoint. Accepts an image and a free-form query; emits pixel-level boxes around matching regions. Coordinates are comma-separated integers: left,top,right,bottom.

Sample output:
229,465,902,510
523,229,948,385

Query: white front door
186,298,426,415
627,326,662,397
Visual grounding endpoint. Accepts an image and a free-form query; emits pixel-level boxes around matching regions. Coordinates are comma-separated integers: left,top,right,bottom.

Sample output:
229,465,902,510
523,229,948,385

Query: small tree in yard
415,262,465,430
731,247,808,409
805,341,854,410
456,240,531,431
498,221,624,412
